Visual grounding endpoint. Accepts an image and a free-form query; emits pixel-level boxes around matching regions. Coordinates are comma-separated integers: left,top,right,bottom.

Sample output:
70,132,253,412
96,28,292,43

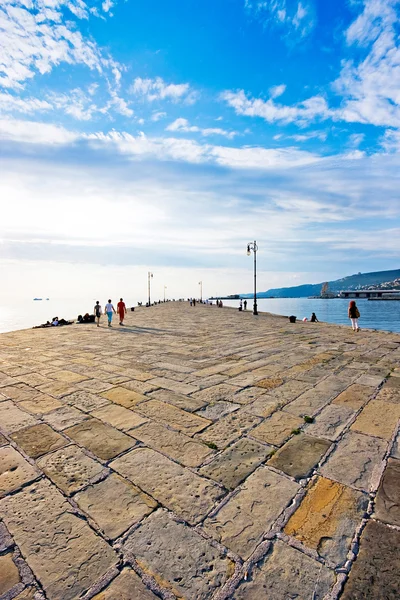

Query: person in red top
117,298,127,326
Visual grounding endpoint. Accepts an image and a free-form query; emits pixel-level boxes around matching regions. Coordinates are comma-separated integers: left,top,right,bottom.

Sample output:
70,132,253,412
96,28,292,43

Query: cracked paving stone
0,479,118,600
250,410,303,447
305,403,355,441
42,405,89,430
198,410,261,449
320,431,387,492
203,467,299,559
285,476,368,567
147,376,199,395
350,399,400,440
92,568,158,599
74,473,157,540
262,380,311,405
225,386,269,405
0,446,39,497
341,520,400,600
123,509,234,600
190,383,241,404
374,458,400,527
0,401,38,433
111,447,223,524
232,540,335,599
11,424,68,458
100,386,148,408
136,399,211,435
91,404,147,432
0,552,21,596
64,418,135,460
37,444,105,495
148,388,207,412
332,384,375,410
63,390,110,412
131,420,213,467
199,437,273,489
195,400,240,421
268,434,331,479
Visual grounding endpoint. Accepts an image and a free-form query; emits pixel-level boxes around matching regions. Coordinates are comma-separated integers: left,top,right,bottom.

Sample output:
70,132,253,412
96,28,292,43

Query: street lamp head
247,244,251,256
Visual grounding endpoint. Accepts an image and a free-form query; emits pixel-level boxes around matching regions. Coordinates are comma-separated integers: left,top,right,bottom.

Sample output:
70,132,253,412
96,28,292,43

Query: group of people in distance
93,298,127,327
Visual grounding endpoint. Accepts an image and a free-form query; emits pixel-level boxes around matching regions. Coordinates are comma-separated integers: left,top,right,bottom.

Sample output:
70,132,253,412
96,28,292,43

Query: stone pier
0,303,399,599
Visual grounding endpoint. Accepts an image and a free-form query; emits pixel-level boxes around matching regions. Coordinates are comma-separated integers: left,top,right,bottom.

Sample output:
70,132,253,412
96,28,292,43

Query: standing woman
117,298,127,326
104,299,116,327
348,300,360,332
94,300,102,327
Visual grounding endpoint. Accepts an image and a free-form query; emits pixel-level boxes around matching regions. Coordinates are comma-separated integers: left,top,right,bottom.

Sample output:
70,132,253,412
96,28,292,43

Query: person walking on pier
117,298,127,326
348,300,360,332
94,301,102,327
105,299,116,327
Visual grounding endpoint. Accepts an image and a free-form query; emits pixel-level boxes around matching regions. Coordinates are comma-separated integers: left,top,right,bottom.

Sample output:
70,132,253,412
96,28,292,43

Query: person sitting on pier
310,313,319,322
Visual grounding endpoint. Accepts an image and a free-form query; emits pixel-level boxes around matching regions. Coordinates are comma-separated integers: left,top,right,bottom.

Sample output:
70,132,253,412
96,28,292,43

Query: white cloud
0,91,52,113
102,0,114,13
245,0,316,41
151,111,166,121
130,77,196,103
274,131,327,142
0,117,78,144
166,118,237,139
270,84,286,99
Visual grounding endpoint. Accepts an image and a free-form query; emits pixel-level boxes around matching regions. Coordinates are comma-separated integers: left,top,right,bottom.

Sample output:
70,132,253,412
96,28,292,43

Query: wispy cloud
245,0,316,42
166,118,237,139
130,77,196,104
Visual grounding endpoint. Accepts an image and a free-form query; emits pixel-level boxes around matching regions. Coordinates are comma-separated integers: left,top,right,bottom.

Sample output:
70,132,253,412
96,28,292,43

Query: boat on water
33,298,43,301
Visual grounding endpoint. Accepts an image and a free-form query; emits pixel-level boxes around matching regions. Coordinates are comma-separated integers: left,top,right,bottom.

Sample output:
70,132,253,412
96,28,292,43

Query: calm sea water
0,297,400,334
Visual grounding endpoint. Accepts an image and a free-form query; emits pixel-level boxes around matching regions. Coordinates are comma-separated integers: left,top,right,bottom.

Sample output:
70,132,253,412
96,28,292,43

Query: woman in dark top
310,313,319,322
348,300,360,331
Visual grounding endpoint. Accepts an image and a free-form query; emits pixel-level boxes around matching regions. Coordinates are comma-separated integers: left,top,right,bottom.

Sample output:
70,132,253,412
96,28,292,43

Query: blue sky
1,0,400,300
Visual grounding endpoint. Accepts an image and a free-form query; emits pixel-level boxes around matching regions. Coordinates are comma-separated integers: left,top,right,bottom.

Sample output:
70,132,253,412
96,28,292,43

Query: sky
1,0,400,302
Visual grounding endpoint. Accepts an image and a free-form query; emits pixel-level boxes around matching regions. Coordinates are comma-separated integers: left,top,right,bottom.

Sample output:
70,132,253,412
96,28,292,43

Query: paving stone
37,444,104,495
250,410,303,447
92,404,147,432
376,386,400,404
63,390,110,412
351,399,400,440
285,476,368,567
341,520,400,600
268,434,331,479
195,400,240,421
232,540,335,599
284,379,347,417
148,388,207,412
320,431,387,492
0,552,21,595
198,410,261,449
17,373,51,387
111,447,223,524
0,401,38,433
374,458,400,527
120,379,159,394
0,446,39,497
65,419,135,460
185,373,229,390
243,396,281,418
13,587,37,599
203,467,299,559
332,383,375,410
199,438,272,489
0,432,7,446
136,399,211,435
132,420,213,467
37,381,77,398
0,479,117,600
225,386,269,405
264,379,312,404
76,379,114,393
305,404,355,441
147,376,199,395
123,509,233,599
391,430,400,459
75,473,156,539
92,568,158,599
19,394,63,414
254,377,284,390
100,386,148,408
0,385,40,402
42,405,89,430
190,383,241,405
47,370,89,383
356,373,386,387
11,424,67,458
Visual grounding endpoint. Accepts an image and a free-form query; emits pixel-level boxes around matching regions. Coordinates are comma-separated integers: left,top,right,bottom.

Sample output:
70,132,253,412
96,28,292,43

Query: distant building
339,289,400,299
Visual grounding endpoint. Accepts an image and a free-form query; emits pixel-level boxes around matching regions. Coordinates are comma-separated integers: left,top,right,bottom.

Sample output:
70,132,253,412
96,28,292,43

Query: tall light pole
247,241,258,315
148,272,153,306
198,281,202,302
164,285,167,302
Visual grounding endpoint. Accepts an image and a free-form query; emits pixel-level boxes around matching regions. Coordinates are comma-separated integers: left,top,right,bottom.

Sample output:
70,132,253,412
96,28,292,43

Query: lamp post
148,272,153,306
246,241,258,315
164,285,167,302
198,281,202,302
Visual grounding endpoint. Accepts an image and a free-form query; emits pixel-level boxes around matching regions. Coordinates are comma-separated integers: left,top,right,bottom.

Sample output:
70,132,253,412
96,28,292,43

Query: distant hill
240,269,400,299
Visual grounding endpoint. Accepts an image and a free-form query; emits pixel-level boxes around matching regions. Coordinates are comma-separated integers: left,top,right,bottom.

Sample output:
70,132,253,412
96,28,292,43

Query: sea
0,297,400,335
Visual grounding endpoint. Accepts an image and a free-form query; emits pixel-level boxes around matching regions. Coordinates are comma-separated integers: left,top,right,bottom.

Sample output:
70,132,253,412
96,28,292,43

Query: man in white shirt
104,299,116,327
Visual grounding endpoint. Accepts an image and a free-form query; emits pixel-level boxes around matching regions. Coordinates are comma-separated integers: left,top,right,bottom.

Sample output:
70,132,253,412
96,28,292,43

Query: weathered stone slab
190,383,242,405
11,424,67,458
351,399,400,440
251,411,303,447
92,569,158,599
376,386,400,404
42,405,89,430
120,379,159,394
136,399,211,435
63,390,110,412
147,376,199,395
198,411,261,449
391,430,400,459
0,433,7,446
19,393,63,414
111,447,223,524
17,373,50,387
0,385,39,402
203,467,299,559
37,381,77,398
47,369,89,383
232,540,335,599
0,479,117,600
255,377,284,390
356,373,386,387
37,444,105,495
199,438,272,489
76,379,114,393
75,473,156,539
243,396,280,418
341,520,400,600
0,400,38,433
184,373,229,390
13,587,36,599
92,404,147,432
285,381,345,417
100,386,147,408
0,446,38,497
0,552,20,595
196,400,240,421
148,388,207,412
320,431,387,492
268,434,331,479
374,458,400,527
225,386,269,405
285,476,368,567
305,404,355,441
264,379,312,404
65,419,135,460
123,509,233,599
132,421,212,467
